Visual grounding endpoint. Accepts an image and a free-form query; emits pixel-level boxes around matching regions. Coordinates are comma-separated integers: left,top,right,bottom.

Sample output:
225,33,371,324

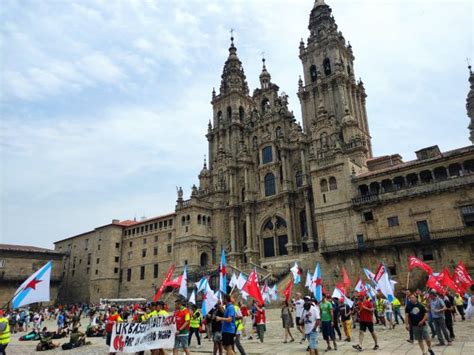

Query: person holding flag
216,294,236,355
0,310,10,355
219,249,228,295
353,293,379,351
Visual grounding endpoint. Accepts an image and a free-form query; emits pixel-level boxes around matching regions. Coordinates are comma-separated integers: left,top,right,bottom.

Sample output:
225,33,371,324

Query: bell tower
298,0,372,164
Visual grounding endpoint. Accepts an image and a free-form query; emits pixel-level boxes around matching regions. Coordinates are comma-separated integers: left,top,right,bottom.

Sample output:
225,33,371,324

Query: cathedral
55,0,474,303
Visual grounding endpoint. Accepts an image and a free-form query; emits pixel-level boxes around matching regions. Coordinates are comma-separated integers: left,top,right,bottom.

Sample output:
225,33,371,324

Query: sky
0,0,472,249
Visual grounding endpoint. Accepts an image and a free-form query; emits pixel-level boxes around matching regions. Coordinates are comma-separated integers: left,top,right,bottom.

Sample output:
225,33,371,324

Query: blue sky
1,0,472,248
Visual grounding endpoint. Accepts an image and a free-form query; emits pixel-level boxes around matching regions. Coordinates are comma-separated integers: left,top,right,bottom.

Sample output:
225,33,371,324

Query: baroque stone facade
55,0,474,303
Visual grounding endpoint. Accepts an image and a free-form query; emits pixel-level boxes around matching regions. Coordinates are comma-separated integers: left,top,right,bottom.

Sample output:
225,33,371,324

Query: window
388,216,399,227
198,215,202,224
95,269,98,275
159,221,163,229
296,171,303,187
154,264,159,278
154,247,158,256
461,205,474,227
87,254,91,265
278,235,288,256
320,179,328,192
263,238,275,258
145,225,148,232
115,243,120,248
262,146,273,164
299,210,308,237
239,106,245,121
114,256,119,262
127,268,132,282
329,177,337,190
264,173,276,196
422,249,434,261
169,219,173,226
98,244,101,250
261,98,270,113
227,106,232,120
140,266,145,280
164,220,168,227
140,226,144,233
72,270,75,277
417,220,430,241
181,217,185,226
132,229,136,235
143,238,147,244
155,235,158,242
154,222,158,229
363,211,374,222
96,258,100,264
114,267,118,274
323,58,331,75
168,233,172,240
167,245,172,253
85,239,89,250
310,64,317,82
142,249,146,258
357,234,365,248
128,251,133,260
149,223,153,230
129,241,133,247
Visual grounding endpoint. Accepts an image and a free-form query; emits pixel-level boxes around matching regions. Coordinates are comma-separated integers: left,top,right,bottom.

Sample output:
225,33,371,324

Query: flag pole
406,271,411,290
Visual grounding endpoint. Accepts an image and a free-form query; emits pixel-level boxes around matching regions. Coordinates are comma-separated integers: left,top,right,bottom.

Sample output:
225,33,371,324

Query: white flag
236,273,247,290
305,271,313,289
12,261,52,309
229,273,238,289
188,290,196,305
179,266,188,298
201,289,218,317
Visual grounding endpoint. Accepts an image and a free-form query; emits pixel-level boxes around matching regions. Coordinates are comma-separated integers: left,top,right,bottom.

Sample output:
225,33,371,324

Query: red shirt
255,308,266,324
241,306,249,317
359,300,374,323
175,307,190,334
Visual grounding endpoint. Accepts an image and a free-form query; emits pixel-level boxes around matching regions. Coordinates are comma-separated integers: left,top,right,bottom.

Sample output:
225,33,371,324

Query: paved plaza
6,308,474,355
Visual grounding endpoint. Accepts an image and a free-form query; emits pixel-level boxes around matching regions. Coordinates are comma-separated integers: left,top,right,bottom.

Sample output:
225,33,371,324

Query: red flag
152,264,175,301
437,267,461,293
426,274,446,295
453,261,473,290
283,278,294,302
243,269,264,305
342,267,351,289
407,256,433,274
336,282,347,295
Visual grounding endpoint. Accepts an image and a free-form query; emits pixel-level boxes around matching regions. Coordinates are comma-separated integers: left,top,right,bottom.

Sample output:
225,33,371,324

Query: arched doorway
260,216,288,258
200,252,209,267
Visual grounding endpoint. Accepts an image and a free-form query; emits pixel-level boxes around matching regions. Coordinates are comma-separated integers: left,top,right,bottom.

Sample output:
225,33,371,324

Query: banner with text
109,316,176,353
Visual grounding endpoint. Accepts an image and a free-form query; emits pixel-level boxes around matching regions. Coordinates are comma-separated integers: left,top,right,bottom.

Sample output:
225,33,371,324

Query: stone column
285,201,297,254
300,148,307,185
304,189,316,252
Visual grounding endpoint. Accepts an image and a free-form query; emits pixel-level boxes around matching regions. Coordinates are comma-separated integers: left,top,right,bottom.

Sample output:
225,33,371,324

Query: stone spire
259,55,271,89
467,64,474,144
219,33,249,96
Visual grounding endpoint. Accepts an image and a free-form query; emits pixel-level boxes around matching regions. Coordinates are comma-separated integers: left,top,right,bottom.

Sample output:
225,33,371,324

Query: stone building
0,244,64,307
55,0,474,303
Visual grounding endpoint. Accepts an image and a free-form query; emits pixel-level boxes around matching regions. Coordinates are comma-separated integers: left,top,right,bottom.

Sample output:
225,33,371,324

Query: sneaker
406,339,414,344
334,344,338,351
373,345,379,350
325,346,332,352
352,344,363,352
428,349,435,355
196,345,201,349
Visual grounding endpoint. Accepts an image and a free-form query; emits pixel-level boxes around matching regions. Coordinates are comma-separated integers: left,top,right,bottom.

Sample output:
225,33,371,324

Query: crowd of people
0,287,473,355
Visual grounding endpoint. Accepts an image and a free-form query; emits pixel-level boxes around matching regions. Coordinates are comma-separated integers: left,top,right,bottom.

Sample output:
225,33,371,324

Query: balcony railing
320,226,474,254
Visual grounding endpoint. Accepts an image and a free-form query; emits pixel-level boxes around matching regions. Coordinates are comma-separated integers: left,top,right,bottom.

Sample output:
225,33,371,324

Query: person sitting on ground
36,327,60,351
69,327,86,347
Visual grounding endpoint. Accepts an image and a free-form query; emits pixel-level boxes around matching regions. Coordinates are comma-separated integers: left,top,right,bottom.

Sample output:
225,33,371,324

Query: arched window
217,110,222,122
207,216,211,225
420,170,433,183
200,253,209,266
181,216,185,226
241,188,245,202
310,65,317,82
276,216,287,228
433,167,448,181
295,171,303,187
393,176,405,189
299,210,308,237
261,97,270,113
323,58,331,75
381,179,393,192
264,173,276,196
369,182,380,194
262,146,273,164
320,179,328,192
464,159,474,173
227,106,232,120
252,136,258,150
329,177,337,190
202,216,206,225
264,219,273,230
276,126,282,138
197,215,201,224
347,65,351,76
186,215,190,224
359,184,369,196
239,106,245,121
406,173,418,186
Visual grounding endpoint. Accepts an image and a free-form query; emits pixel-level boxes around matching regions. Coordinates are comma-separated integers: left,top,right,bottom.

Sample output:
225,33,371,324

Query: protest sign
109,316,176,353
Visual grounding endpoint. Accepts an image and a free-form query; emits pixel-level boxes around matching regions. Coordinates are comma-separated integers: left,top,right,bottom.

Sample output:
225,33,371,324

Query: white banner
109,316,176,353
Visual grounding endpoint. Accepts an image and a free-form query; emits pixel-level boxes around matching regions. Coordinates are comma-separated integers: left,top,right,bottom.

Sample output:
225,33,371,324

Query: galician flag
178,265,188,298
305,271,313,290
312,263,323,302
188,290,196,305
12,260,52,309
201,289,219,317
219,249,227,294
236,273,247,290
196,277,211,293
290,262,302,284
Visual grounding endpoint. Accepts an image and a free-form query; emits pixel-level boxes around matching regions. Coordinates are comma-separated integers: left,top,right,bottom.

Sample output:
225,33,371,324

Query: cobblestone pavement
7,308,474,354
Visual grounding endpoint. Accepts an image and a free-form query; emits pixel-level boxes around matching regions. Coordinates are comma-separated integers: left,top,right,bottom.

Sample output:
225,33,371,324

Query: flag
12,261,52,309
283,278,293,302
243,269,264,305
364,268,376,284
407,256,433,274
290,262,302,284
354,277,365,294
236,273,247,290
196,277,210,293
261,281,270,303
342,267,351,289
374,264,395,302
219,249,227,294
305,271,313,290
229,273,238,289
164,275,182,288
188,290,196,305
365,283,376,299
241,290,248,300
437,267,460,293
153,264,175,301
269,285,278,301
201,289,219,317
312,263,323,302
179,266,188,298
331,287,354,308
453,261,473,291
427,274,446,295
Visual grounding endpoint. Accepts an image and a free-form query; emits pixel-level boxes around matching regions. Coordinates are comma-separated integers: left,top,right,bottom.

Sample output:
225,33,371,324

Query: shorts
296,316,301,325
305,330,318,349
386,312,393,321
174,334,189,349
212,331,222,342
321,321,335,340
412,325,430,341
360,321,374,333
222,332,235,347
106,332,112,346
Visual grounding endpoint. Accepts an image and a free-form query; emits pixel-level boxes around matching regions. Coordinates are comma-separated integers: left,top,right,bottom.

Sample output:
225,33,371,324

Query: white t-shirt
301,305,320,334
295,299,305,318
384,299,392,312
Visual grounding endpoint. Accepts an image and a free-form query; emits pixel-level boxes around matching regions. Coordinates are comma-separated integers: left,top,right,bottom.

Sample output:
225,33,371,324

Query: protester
239,301,249,339
216,294,236,355
255,303,266,343
293,292,306,343
428,291,452,346
338,297,352,342
0,310,10,355
234,299,247,355
280,300,295,343
173,298,191,355
384,297,394,329
320,293,337,351
188,304,202,348
300,297,320,355
454,293,465,321
353,294,379,351
444,295,455,340
211,302,224,355
105,306,123,355
392,297,404,325
332,298,342,341
405,293,435,355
